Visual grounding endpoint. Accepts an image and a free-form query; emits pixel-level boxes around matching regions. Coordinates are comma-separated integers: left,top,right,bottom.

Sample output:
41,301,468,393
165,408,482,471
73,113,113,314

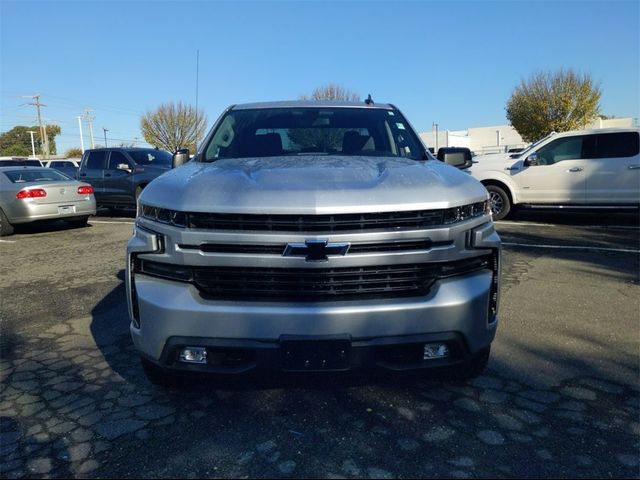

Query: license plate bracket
58,205,75,215
280,338,351,371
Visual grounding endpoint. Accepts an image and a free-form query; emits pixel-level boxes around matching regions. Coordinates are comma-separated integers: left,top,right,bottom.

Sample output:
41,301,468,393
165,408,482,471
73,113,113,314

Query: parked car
469,128,640,220
44,159,81,178
0,166,97,236
127,100,501,384
77,147,172,209
0,156,43,167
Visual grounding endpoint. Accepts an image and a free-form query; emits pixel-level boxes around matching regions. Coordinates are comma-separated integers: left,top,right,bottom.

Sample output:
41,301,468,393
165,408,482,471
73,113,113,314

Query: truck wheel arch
480,179,515,207
482,181,515,220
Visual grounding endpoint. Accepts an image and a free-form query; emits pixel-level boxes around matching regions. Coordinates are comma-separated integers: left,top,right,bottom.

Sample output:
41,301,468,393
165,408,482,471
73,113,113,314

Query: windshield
203,107,426,161
4,169,72,183
127,149,172,166
512,131,556,158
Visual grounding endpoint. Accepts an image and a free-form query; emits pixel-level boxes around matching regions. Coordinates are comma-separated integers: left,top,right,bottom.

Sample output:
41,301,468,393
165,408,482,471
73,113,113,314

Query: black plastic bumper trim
147,332,482,375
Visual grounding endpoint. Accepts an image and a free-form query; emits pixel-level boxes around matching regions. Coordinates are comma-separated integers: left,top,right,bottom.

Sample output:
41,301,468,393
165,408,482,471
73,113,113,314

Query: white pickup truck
469,128,640,220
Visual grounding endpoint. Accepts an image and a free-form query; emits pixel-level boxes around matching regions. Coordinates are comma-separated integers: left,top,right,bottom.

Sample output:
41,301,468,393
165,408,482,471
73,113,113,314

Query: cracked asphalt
1,210,638,478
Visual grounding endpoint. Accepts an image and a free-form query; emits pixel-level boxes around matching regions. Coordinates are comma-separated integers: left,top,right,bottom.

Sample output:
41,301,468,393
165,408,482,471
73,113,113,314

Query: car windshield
203,107,426,161
4,169,72,183
511,131,556,158
127,149,172,166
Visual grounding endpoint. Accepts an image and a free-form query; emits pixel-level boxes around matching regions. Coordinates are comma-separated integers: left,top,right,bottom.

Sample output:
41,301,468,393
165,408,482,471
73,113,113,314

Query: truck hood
470,153,523,174
472,153,516,164
140,156,488,214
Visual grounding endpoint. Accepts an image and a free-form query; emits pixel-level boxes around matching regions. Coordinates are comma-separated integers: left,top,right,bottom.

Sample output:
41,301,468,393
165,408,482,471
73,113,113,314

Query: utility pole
24,94,50,159
27,131,37,158
83,108,95,148
103,127,108,147
77,116,85,153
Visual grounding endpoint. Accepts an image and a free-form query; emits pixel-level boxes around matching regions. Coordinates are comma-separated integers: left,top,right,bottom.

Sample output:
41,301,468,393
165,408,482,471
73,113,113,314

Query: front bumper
130,269,497,373
127,217,501,374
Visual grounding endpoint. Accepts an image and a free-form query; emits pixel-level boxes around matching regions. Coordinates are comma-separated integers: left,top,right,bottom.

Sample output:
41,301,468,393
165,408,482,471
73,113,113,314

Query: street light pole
77,116,85,153
27,131,37,158
103,127,108,148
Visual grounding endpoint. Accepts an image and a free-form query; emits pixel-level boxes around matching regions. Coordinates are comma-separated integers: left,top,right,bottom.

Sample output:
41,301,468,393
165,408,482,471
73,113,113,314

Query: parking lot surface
1,210,639,478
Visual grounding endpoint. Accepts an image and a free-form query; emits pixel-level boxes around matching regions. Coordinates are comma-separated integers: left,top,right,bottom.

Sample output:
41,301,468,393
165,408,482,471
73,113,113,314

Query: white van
469,128,640,219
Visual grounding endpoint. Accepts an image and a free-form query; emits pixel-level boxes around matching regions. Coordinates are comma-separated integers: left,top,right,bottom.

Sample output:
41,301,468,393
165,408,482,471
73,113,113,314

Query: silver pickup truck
126,100,501,384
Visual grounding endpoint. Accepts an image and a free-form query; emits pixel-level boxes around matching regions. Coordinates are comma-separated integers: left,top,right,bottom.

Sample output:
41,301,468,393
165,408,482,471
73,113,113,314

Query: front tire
0,208,14,237
486,185,511,221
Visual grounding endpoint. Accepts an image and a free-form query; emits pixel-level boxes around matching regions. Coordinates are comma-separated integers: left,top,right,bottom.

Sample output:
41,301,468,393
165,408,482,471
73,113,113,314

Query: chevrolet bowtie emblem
283,240,350,262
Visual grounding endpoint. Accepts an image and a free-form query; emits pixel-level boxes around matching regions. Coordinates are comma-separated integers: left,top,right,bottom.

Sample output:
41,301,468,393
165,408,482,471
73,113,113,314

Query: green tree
140,102,207,153
291,84,361,151
506,70,601,143
0,125,61,156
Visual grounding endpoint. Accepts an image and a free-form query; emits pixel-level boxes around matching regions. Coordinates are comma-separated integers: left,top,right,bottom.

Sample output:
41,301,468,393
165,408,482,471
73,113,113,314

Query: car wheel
0,208,14,237
140,357,176,387
451,346,491,381
486,185,511,221
67,215,89,228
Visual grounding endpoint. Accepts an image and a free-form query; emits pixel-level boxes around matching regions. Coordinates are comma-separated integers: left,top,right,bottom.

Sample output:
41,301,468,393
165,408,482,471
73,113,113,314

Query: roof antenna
365,94,374,105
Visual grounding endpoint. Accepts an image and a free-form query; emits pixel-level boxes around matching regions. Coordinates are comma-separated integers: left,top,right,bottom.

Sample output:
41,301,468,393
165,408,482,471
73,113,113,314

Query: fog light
423,343,449,360
179,347,208,364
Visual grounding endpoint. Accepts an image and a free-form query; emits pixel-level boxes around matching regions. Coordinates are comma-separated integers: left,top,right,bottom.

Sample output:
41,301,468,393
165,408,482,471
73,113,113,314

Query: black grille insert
187,210,446,232
135,255,493,301
194,264,439,300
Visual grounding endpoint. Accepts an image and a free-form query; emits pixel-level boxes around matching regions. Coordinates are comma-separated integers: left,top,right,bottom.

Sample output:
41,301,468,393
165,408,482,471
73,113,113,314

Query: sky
1,0,639,155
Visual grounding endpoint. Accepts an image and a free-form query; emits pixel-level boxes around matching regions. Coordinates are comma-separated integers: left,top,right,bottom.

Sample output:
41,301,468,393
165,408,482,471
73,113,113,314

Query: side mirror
116,163,132,173
437,147,473,169
172,148,189,169
525,153,538,167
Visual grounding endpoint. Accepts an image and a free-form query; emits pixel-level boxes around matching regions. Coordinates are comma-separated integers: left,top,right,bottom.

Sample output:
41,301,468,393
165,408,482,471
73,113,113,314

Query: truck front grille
187,210,446,232
193,264,438,300
177,239,453,255
134,255,493,301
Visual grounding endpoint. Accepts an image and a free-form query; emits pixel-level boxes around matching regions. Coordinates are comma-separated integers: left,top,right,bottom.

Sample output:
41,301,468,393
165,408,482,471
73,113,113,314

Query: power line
40,93,144,116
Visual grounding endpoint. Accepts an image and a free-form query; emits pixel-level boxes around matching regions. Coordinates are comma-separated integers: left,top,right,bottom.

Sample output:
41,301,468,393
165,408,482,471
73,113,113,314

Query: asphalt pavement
0,209,638,478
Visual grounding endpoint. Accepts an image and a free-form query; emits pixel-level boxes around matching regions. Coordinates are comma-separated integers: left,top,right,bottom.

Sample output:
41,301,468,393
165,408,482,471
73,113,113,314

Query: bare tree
291,84,361,151
140,102,208,153
300,83,360,101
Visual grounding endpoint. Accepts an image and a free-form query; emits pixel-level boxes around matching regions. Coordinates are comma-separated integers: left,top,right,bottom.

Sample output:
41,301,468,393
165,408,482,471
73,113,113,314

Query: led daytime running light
444,200,490,225
140,204,187,228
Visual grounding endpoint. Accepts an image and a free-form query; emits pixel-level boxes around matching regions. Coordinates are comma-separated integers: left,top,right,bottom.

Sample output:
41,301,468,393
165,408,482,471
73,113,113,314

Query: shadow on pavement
506,209,639,227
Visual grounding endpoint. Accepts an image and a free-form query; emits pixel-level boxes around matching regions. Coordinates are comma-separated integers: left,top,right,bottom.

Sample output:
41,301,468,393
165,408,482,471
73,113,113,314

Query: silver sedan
0,166,97,236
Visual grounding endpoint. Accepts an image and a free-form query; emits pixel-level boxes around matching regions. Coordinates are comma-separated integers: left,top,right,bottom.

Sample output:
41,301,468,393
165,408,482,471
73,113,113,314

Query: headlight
140,204,188,228
443,200,490,225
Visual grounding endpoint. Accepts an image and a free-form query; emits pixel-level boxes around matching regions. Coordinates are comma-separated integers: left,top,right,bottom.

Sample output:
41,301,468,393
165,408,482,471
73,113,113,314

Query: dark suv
78,148,172,208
